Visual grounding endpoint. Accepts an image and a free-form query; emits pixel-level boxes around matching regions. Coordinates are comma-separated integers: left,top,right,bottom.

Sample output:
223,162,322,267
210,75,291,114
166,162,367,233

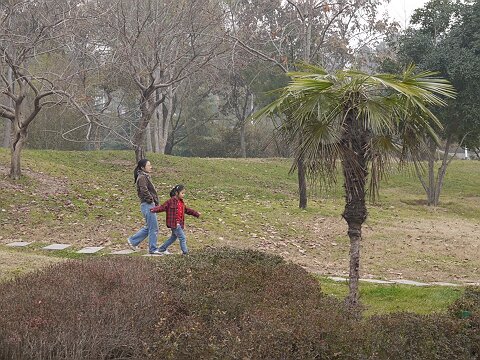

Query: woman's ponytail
134,159,149,184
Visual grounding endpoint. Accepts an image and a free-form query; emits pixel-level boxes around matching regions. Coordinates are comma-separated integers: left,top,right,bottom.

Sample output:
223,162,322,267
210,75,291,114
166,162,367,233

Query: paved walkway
326,276,478,287
4,241,479,287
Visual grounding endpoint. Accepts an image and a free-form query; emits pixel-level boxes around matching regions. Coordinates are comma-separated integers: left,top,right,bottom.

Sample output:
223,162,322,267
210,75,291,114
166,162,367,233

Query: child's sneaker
159,249,172,255
127,238,138,251
149,249,164,255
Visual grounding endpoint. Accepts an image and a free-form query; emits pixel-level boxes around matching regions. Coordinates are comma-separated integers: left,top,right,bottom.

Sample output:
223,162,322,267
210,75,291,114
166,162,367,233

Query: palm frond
292,63,329,75
255,65,454,198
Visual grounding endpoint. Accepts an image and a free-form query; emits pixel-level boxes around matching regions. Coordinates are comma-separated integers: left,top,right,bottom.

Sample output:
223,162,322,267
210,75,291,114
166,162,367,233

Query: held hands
150,206,161,213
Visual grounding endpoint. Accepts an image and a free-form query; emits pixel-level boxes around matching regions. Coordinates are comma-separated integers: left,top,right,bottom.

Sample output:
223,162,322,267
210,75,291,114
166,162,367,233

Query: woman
127,159,162,255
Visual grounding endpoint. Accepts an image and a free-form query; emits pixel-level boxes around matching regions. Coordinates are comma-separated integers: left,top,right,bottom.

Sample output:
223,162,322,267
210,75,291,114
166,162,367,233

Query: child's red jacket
150,197,199,229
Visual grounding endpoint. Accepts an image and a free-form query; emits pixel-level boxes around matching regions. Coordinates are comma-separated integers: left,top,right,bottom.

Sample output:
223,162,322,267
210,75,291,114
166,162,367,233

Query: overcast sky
383,0,429,28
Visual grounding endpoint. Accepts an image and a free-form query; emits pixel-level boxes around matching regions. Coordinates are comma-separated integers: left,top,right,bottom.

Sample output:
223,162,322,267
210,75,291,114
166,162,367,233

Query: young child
150,184,200,255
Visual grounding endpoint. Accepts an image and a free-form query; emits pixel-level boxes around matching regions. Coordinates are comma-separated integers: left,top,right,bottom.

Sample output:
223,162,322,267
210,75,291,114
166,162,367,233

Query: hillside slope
1,149,479,283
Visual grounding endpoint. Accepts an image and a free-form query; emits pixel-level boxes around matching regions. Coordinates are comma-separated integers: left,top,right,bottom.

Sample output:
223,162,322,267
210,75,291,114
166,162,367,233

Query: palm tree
257,64,455,306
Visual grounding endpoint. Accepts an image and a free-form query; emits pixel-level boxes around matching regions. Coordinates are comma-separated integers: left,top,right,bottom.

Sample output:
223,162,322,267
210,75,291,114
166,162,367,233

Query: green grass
319,277,464,316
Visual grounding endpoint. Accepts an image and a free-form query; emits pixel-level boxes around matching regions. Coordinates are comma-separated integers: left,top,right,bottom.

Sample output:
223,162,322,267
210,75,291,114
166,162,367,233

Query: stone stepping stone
360,278,395,284
110,249,135,255
42,244,71,250
6,241,32,247
77,246,104,254
392,279,430,286
431,282,460,287
328,276,348,282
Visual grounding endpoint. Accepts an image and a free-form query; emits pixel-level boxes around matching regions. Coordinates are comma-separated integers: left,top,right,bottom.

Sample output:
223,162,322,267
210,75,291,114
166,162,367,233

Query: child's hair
170,184,185,197
134,158,149,184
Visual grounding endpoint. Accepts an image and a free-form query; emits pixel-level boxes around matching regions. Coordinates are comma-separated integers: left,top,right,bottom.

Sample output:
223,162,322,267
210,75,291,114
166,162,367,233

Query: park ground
1,149,479,313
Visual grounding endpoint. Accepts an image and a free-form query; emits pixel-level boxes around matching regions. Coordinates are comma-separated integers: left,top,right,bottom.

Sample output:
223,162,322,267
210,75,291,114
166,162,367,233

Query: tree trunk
164,134,174,155
424,135,452,206
135,145,146,163
298,155,307,209
10,124,27,179
134,91,154,162
473,147,480,159
93,124,101,150
3,69,14,148
155,86,172,154
2,119,11,148
134,114,149,162
240,121,247,158
433,135,453,206
427,140,436,205
152,107,160,153
346,222,362,306
341,110,368,307
239,92,254,158
146,122,153,153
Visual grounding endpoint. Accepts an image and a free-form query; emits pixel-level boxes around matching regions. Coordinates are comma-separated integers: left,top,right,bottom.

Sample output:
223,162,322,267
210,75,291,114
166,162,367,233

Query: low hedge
0,248,478,359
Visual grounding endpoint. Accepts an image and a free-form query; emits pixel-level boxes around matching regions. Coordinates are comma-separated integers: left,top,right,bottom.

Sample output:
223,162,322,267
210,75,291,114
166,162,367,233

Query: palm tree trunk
341,111,368,307
298,155,307,209
297,132,307,209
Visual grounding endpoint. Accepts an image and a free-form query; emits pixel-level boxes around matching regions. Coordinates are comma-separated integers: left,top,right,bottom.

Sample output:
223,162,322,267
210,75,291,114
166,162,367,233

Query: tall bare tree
1,68,12,148
0,0,85,179
89,0,226,161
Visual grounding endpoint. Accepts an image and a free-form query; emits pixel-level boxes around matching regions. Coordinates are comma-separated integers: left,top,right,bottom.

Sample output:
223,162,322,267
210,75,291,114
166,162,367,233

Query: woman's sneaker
160,249,172,255
127,238,138,251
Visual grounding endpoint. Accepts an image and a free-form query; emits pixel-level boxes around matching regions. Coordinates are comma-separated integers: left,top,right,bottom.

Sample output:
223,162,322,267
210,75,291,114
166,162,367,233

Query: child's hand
150,206,161,213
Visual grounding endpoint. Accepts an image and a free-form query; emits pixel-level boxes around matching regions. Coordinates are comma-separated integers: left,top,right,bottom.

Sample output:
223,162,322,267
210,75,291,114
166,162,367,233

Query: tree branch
0,105,15,120
286,0,305,22
227,34,288,73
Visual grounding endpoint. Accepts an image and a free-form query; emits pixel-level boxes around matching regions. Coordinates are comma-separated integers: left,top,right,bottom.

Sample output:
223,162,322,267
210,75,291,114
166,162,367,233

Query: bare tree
0,0,87,179
89,0,226,162
218,50,259,158
1,68,12,148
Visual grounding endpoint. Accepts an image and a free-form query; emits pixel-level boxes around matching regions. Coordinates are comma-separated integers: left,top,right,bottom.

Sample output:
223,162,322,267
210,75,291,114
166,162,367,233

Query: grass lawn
319,276,464,316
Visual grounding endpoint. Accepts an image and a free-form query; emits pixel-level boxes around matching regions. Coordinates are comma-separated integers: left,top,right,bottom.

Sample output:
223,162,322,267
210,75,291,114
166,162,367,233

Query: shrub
0,249,478,360
0,257,173,360
151,248,358,359
0,249,353,359
359,312,475,360
448,286,480,358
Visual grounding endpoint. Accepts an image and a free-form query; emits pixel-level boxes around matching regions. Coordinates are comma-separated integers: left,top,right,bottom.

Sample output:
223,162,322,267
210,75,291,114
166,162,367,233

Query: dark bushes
361,313,475,360
0,248,478,359
448,286,480,358
0,257,172,360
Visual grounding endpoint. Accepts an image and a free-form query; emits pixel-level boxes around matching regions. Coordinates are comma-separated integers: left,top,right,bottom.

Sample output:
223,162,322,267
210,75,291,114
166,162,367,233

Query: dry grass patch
0,249,65,282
